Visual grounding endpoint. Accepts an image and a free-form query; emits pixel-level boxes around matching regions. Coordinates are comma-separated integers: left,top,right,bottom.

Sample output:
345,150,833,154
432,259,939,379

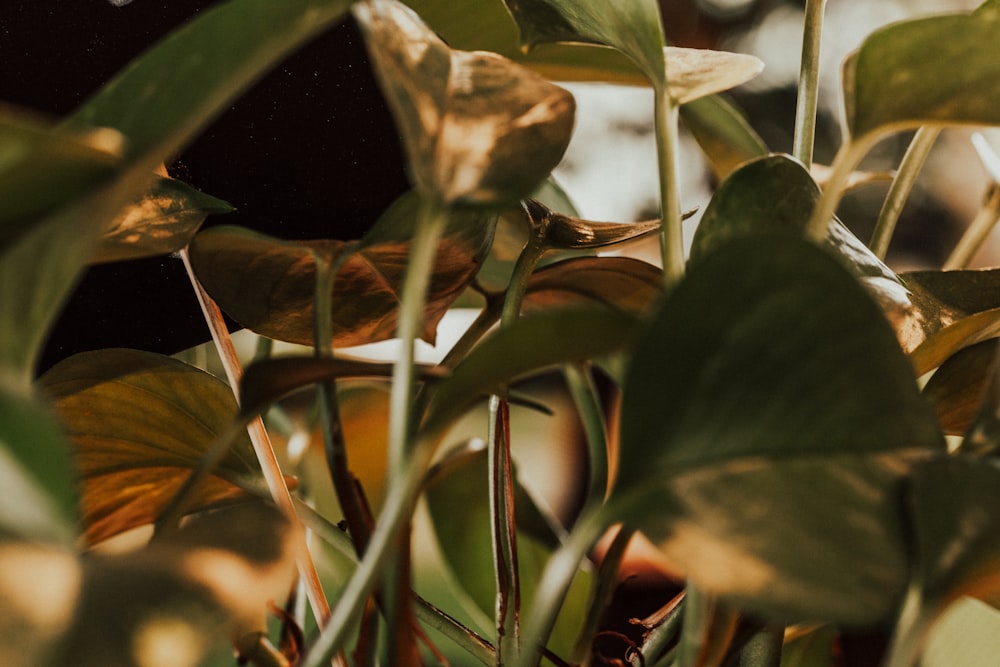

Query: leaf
502,0,667,87
521,256,662,317
615,235,944,624
94,176,233,264
680,96,768,181
922,339,995,436
542,209,662,250
423,309,639,438
843,5,1000,142
663,47,763,105
899,268,1000,375
37,349,265,545
0,383,77,545
189,197,493,347
353,0,575,206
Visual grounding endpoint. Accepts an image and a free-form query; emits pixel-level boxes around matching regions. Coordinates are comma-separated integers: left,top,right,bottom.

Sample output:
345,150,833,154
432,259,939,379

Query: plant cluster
4,0,1000,666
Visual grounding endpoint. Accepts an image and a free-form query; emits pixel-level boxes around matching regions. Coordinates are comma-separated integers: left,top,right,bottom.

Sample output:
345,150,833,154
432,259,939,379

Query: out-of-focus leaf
615,235,944,624
663,47,763,105
843,5,1000,142
922,598,1000,667
922,339,995,436
425,444,590,657
189,205,492,347
0,383,77,545
423,309,639,438
37,349,266,545
680,96,767,181
690,155,911,325
95,176,233,263
353,0,575,207
0,109,121,252
502,0,666,87
900,269,1000,375
780,626,839,667
521,256,661,317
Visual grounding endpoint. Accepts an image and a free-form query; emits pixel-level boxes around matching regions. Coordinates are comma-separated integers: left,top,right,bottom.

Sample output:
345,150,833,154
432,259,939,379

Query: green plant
5,0,1000,665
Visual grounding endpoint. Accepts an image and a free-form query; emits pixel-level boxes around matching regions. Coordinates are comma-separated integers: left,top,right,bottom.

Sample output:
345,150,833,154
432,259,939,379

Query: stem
631,592,686,667
654,86,685,288
870,127,941,260
178,248,332,627
675,584,710,667
563,362,609,512
514,508,607,667
806,136,875,242
944,182,1000,269
570,526,635,664
792,0,828,167
882,585,934,667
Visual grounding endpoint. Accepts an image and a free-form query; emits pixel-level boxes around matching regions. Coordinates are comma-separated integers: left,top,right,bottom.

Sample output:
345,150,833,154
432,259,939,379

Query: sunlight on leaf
664,47,763,105
95,176,233,264
37,349,266,545
353,0,575,206
680,96,767,180
922,339,995,437
615,235,944,624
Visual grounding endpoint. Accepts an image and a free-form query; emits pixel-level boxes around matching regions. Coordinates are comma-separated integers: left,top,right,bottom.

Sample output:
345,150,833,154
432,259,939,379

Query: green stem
563,362,609,512
806,136,875,242
514,507,607,667
944,183,1000,270
882,585,935,667
792,0,828,167
654,86,685,288
631,592,685,667
870,127,941,260
676,584,710,667
570,526,634,664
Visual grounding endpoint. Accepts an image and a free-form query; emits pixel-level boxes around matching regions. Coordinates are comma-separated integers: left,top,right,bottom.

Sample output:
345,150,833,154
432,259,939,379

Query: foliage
4,0,1000,665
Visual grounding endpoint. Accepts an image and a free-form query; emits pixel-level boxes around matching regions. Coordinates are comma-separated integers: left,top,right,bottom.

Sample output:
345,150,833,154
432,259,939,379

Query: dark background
0,1,410,370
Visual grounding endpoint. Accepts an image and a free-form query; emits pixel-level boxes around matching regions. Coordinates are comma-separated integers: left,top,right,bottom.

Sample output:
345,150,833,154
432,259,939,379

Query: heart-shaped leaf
615,235,944,624
353,0,575,207
922,339,995,436
843,4,1000,142
521,256,662,317
0,383,77,545
94,176,233,264
37,349,266,545
189,199,493,348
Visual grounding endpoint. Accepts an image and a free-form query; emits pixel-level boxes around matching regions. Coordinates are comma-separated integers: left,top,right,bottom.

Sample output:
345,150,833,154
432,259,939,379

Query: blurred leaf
900,269,1000,375
922,598,1000,667
0,109,121,252
95,176,233,264
680,96,768,181
0,383,77,545
843,5,1000,142
922,339,995,436
502,0,666,87
616,235,944,624
690,155,911,324
521,256,661,317
37,349,266,545
780,626,839,667
424,309,639,438
190,205,492,347
353,0,574,206
663,47,763,105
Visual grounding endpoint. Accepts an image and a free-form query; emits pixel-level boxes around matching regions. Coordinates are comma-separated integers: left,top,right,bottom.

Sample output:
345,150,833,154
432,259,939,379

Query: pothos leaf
352,0,575,207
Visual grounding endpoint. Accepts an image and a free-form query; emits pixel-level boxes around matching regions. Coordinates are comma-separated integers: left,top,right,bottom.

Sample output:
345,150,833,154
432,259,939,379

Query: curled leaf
353,0,575,206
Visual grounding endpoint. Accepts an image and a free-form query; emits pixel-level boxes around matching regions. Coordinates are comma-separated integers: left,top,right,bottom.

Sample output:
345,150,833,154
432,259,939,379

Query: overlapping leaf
922,339,995,436
615,235,944,624
521,256,662,317
37,349,267,544
353,0,575,206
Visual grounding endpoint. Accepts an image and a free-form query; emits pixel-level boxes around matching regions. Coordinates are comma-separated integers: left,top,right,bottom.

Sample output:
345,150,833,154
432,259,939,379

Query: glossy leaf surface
353,0,575,206
95,176,233,263
843,5,1000,141
617,235,944,623
922,339,995,436
37,349,264,544
521,256,661,317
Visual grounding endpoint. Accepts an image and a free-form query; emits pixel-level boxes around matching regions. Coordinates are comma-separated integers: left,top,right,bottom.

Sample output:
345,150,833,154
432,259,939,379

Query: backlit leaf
616,235,944,624
521,256,662,317
37,349,265,545
94,176,233,264
353,0,575,206
663,47,763,105
922,339,995,436
680,96,768,181
843,5,1000,142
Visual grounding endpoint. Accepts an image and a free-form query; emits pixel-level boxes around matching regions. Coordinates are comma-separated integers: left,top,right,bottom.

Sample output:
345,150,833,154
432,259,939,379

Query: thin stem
675,584,710,667
178,248,332,627
944,183,1000,269
654,86,685,288
806,136,875,242
792,0,828,167
631,592,686,667
571,526,635,665
870,127,941,260
514,508,607,667
563,362,609,512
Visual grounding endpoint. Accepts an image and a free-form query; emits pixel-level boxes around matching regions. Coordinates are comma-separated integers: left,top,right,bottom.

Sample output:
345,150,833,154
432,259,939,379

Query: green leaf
189,195,493,347
37,349,265,545
843,5,1000,142
353,0,575,206
423,309,639,438
680,96,768,181
615,235,944,624
522,256,662,317
502,0,667,87
0,382,77,545
94,176,233,264
922,339,995,437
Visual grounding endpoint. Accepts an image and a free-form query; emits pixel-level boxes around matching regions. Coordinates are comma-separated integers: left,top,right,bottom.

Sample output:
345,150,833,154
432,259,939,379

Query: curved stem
792,0,828,167
870,127,940,260
570,525,634,664
563,362,610,511
944,183,1000,270
654,86,685,289
806,136,875,242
